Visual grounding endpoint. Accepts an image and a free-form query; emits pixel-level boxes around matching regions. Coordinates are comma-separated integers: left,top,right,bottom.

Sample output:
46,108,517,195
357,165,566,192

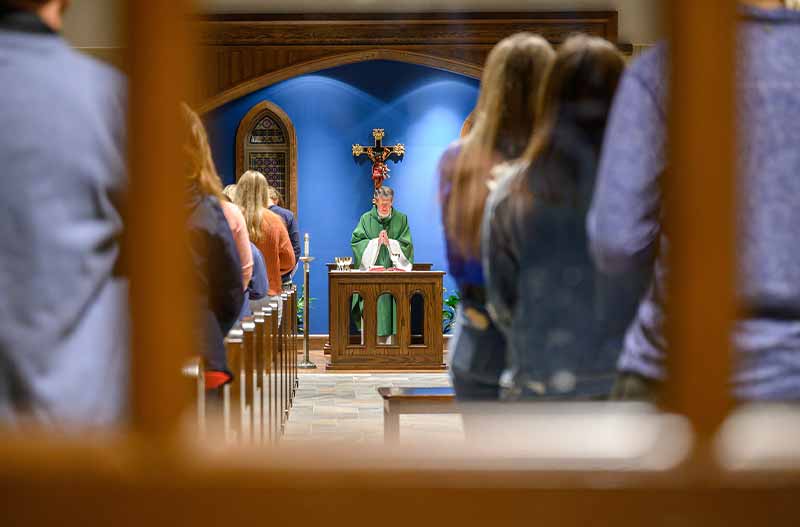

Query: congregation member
483,35,644,400
182,104,244,389
267,186,301,284
351,186,414,344
220,186,253,293
235,170,296,322
438,33,554,401
221,183,269,317
219,189,261,320
0,0,128,426
589,1,800,401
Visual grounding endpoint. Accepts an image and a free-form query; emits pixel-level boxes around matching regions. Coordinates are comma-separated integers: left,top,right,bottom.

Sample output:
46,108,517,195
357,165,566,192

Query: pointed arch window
236,101,298,213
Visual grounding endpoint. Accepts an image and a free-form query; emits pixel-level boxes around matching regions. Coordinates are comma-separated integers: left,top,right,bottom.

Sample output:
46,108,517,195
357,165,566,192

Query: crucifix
352,128,405,189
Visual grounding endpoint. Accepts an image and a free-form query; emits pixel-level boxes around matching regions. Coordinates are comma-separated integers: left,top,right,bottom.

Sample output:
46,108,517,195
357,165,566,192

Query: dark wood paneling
195,11,625,111
328,271,445,370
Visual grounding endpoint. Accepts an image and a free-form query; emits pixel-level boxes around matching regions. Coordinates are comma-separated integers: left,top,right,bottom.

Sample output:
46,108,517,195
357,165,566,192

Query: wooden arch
235,100,298,214
197,49,482,114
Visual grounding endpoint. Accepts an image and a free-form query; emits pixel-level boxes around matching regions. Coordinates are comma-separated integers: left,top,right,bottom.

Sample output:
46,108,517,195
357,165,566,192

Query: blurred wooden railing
1,1,800,526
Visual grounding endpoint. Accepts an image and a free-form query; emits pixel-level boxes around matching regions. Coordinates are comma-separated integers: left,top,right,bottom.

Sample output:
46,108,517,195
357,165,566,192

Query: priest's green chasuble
350,207,414,337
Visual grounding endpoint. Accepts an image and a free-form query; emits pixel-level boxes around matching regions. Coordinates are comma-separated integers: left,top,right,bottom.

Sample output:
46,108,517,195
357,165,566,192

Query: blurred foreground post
666,0,736,436
127,0,196,439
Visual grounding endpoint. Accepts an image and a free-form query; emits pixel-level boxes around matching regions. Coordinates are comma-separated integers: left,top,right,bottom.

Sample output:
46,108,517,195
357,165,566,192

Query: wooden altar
326,265,445,370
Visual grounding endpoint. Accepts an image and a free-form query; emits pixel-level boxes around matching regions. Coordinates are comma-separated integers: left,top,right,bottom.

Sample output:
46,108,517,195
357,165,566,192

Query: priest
351,186,414,342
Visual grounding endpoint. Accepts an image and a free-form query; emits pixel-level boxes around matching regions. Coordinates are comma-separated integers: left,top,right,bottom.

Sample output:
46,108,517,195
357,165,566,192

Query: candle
304,233,310,257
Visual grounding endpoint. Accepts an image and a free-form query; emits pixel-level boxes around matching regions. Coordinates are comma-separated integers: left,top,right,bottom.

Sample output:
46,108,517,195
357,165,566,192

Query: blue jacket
248,242,268,301
0,10,128,426
238,242,268,320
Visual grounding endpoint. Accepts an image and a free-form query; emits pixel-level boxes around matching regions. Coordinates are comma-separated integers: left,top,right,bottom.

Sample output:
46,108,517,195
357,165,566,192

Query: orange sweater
255,209,296,296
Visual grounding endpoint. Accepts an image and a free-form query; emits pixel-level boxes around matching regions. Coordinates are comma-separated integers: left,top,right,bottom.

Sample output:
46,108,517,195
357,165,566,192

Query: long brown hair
181,102,223,200
512,34,625,202
444,33,555,258
235,170,276,243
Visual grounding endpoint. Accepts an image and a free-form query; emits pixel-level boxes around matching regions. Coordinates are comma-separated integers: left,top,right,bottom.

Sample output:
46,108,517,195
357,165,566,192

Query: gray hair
374,186,394,200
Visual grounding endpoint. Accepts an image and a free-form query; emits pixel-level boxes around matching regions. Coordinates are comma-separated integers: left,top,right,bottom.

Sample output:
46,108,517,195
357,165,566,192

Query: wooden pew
268,299,283,436
240,320,256,443
252,311,266,444
289,287,298,398
181,356,205,437
223,328,244,444
186,291,300,444
377,386,456,443
283,293,291,427
260,305,277,444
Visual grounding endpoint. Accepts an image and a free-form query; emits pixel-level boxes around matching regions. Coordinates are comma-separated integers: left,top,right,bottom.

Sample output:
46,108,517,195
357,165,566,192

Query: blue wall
205,60,479,334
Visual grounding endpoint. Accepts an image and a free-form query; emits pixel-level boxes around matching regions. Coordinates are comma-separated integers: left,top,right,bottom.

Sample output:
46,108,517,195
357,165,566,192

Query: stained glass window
242,105,292,209
249,115,286,144
248,152,287,199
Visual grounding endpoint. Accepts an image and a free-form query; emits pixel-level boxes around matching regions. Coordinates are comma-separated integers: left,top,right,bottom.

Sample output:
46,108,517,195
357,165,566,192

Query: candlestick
304,232,309,257
298,253,316,370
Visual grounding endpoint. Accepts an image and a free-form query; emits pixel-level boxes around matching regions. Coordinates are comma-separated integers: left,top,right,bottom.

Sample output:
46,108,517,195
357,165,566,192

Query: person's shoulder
438,139,465,177
262,207,285,228
190,195,227,232
71,47,125,83
440,139,464,164
271,204,294,220
250,242,265,262
41,43,126,101
483,161,526,226
625,42,668,91
392,209,410,223
204,195,226,218
222,199,243,217
490,161,524,202
221,199,247,225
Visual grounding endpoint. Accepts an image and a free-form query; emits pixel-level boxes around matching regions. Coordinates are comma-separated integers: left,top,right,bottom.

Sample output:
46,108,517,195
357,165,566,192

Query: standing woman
482,35,644,400
235,170,296,322
438,33,555,401
182,103,244,388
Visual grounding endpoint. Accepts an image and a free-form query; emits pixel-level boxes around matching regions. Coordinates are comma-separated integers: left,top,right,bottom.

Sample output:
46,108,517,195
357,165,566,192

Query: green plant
296,286,316,335
442,289,461,334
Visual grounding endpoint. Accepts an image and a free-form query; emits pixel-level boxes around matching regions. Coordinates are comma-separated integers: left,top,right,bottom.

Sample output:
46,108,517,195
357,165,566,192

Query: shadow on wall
205,60,480,334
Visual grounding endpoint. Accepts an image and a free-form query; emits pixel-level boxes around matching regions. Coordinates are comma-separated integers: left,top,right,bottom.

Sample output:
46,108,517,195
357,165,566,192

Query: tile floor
284,373,464,444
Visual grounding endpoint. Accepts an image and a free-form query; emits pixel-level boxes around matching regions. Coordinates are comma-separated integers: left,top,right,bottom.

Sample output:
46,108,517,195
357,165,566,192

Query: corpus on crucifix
352,128,405,189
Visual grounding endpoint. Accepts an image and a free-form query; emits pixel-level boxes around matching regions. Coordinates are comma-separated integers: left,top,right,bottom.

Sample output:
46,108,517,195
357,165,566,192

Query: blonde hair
267,185,283,206
222,184,238,203
235,170,276,243
181,102,223,199
444,33,555,258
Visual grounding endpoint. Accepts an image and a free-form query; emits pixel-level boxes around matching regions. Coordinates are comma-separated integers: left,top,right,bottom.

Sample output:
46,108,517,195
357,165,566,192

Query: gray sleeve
588,69,666,274
481,181,518,336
